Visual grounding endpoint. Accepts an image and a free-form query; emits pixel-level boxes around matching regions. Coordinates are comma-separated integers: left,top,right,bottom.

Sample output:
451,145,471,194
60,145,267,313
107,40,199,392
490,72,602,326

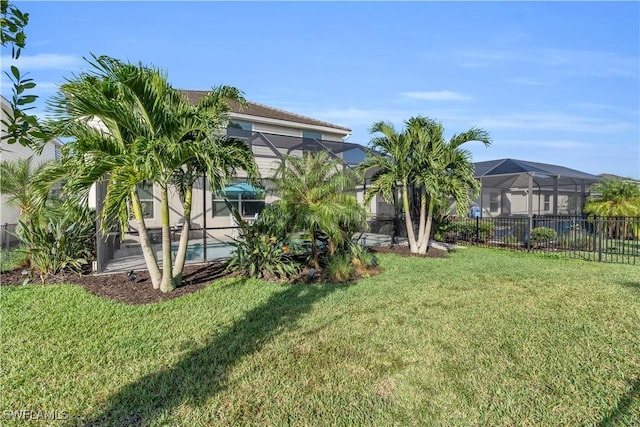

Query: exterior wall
476,188,582,218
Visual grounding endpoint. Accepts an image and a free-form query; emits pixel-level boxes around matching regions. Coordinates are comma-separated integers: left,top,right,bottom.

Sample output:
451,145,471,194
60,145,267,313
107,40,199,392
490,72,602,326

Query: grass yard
1,247,639,426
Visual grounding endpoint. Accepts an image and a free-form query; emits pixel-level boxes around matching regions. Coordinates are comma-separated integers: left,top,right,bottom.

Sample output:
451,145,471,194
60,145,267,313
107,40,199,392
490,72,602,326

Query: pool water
171,243,234,261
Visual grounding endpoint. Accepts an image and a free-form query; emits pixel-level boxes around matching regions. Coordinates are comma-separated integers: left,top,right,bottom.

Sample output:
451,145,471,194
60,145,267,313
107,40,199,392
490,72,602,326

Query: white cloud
402,90,472,101
1,53,82,70
473,112,633,133
457,47,639,79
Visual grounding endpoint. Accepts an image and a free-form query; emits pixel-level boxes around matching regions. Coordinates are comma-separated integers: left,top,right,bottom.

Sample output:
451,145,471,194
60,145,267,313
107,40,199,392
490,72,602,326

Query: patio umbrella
223,183,263,197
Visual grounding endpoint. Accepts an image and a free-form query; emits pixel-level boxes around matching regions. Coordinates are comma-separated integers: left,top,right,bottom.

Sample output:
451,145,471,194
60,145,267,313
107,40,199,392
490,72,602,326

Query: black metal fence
441,215,639,265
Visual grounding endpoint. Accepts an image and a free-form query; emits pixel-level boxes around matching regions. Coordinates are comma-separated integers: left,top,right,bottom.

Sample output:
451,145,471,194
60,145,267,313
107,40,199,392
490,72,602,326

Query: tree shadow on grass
618,280,640,294
597,378,640,426
75,281,351,426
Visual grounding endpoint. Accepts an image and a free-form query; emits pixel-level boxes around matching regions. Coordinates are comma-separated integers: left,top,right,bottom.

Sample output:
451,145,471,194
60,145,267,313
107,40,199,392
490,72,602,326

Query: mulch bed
0,245,448,305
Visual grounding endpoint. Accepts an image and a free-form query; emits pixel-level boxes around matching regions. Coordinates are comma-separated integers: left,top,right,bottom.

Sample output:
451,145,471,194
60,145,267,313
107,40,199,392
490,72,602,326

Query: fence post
597,216,603,262
475,216,479,244
526,218,531,251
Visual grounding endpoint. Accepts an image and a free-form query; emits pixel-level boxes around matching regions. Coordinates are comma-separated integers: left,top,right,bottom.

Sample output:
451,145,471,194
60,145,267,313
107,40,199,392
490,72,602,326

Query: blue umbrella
223,183,263,197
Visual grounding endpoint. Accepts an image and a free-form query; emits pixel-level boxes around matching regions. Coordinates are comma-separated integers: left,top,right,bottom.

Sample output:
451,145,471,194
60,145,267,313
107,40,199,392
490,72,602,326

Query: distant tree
585,178,640,239
1,0,44,148
584,179,640,217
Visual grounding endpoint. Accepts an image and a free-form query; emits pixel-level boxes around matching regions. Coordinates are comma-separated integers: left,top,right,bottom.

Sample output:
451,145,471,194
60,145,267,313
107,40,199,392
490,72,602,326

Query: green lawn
2,247,639,426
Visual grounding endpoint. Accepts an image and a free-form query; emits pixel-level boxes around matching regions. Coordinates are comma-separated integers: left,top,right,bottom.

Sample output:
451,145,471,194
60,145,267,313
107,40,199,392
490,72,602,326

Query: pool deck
99,233,402,275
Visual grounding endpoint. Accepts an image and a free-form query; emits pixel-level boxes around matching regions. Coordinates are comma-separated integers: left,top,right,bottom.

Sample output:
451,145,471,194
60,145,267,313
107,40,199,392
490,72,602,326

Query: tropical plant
585,179,640,240
16,201,95,282
323,253,354,283
272,151,366,269
0,156,50,219
43,55,257,292
225,205,298,279
358,116,490,254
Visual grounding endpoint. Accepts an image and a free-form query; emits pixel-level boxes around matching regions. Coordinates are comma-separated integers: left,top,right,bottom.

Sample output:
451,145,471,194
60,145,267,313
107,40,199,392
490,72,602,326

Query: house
90,92,391,269
0,95,63,226
472,158,602,218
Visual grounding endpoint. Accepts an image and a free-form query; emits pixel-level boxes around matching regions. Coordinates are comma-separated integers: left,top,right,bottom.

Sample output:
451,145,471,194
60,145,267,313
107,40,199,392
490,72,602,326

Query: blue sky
3,1,639,178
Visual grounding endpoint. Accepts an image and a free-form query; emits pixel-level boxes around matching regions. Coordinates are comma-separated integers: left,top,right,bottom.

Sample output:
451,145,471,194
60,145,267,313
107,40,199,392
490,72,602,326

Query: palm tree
45,55,257,292
411,118,491,253
358,120,420,252
0,156,50,219
359,116,490,254
584,178,640,239
273,151,365,269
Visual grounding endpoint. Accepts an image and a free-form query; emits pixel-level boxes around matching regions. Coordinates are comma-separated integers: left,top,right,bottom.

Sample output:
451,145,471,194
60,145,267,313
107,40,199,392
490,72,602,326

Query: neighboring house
0,95,63,225
472,158,602,218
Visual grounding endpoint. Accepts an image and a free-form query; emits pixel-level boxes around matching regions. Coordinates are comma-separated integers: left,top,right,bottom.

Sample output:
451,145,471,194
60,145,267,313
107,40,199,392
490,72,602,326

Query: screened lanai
473,158,602,218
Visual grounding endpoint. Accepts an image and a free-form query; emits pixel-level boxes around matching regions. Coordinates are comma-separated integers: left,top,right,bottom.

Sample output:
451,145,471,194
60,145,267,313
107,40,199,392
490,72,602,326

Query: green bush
226,207,300,280
448,219,495,242
530,227,557,243
349,243,377,269
323,253,354,283
17,204,95,282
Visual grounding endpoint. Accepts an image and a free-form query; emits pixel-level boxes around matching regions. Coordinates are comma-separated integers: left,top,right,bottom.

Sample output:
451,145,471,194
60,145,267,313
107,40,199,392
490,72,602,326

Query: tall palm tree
273,151,365,269
358,120,420,252
359,116,490,254
411,118,491,253
44,55,257,292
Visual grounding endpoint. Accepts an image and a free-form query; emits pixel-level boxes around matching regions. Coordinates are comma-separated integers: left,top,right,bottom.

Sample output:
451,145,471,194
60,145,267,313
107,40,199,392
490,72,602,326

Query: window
302,131,323,156
227,121,252,139
489,192,500,213
54,146,61,162
137,182,155,219
302,131,322,141
543,194,550,212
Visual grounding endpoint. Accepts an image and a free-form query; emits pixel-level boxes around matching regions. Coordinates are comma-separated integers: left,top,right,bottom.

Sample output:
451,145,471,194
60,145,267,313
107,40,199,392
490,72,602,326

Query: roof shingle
179,90,351,133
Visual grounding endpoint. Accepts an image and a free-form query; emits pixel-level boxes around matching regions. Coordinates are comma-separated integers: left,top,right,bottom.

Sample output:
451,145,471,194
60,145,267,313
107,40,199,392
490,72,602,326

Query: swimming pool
171,243,234,261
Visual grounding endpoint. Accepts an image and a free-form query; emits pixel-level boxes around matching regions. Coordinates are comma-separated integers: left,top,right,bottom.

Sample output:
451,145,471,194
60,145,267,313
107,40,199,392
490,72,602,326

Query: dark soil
0,245,447,305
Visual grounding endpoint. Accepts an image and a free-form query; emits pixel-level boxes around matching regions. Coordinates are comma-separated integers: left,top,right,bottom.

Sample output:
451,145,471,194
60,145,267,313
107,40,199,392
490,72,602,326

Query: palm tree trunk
402,182,418,253
311,228,320,270
172,184,193,284
159,185,175,293
416,187,427,245
130,189,162,289
418,197,435,254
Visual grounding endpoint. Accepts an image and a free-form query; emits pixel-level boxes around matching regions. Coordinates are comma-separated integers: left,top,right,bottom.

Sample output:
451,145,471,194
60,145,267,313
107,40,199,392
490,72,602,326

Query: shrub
349,243,376,269
449,219,495,242
323,253,354,283
530,227,557,243
17,204,95,282
226,208,299,280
